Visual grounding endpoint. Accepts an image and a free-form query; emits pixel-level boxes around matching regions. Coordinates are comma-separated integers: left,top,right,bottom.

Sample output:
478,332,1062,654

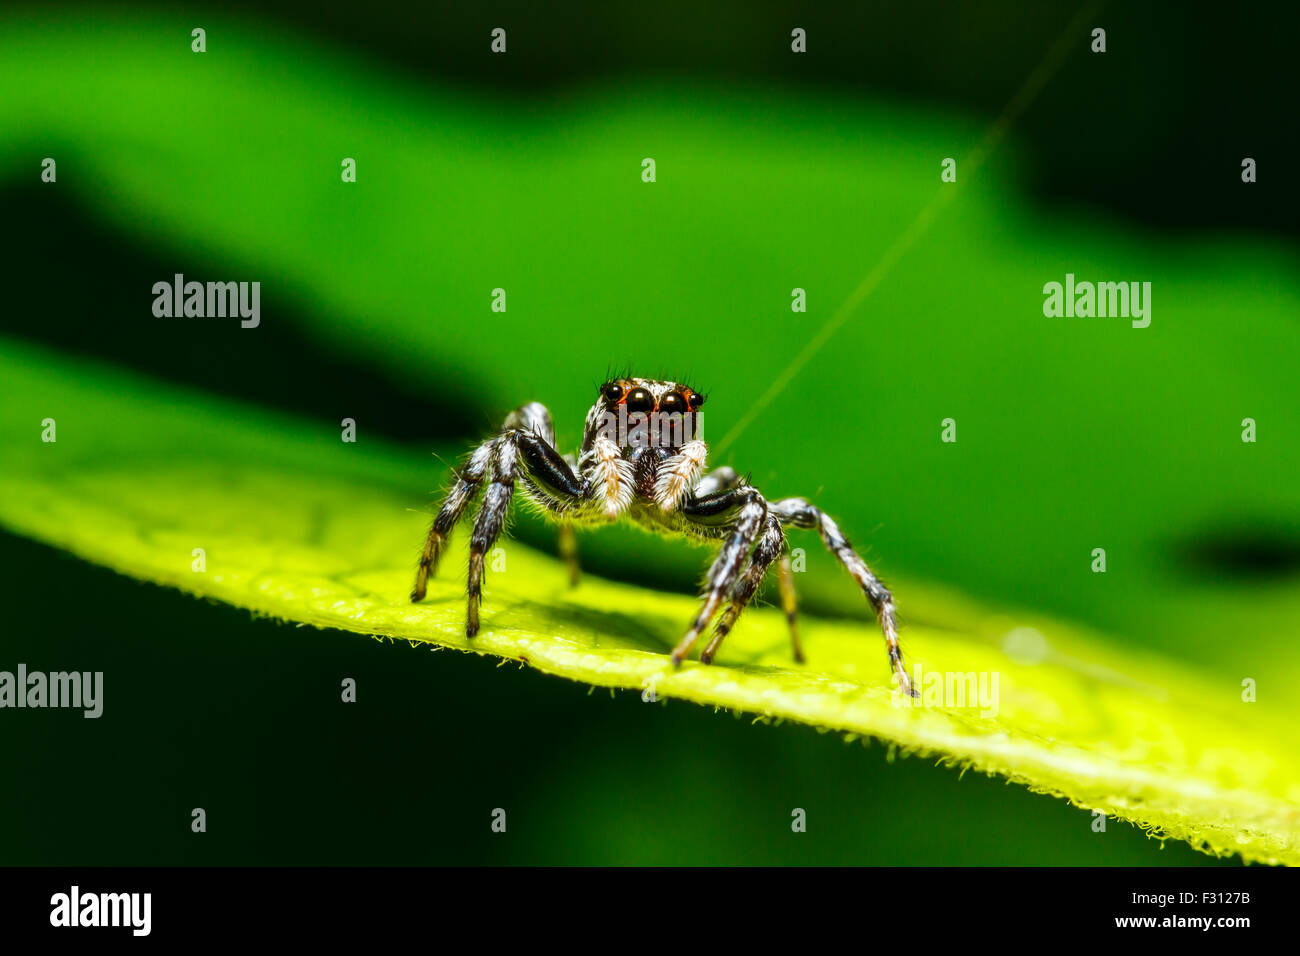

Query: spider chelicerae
411,376,917,697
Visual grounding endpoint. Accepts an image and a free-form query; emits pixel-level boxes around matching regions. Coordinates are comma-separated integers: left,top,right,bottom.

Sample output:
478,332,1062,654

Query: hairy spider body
411,377,917,697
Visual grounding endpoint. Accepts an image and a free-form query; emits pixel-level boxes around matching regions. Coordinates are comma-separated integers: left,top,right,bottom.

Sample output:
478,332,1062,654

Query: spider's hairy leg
464,418,591,636
415,401,588,635
671,486,768,665
466,436,518,637
509,404,584,588
702,511,786,663
772,497,917,697
411,438,495,602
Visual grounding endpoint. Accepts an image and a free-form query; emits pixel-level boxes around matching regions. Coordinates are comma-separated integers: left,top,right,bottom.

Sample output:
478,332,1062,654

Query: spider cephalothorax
412,377,917,696
579,377,708,516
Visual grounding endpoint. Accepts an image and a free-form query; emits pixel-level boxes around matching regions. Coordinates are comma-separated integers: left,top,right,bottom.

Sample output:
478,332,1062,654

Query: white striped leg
412,438,495,602
465,435,518,637
672,486,768,665
701,512,787,663
772,497,916,697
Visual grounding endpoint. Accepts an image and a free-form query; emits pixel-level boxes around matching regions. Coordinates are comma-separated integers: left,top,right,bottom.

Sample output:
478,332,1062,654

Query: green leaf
5,8,1300,683
3,339,1297,865
4,10,1299,866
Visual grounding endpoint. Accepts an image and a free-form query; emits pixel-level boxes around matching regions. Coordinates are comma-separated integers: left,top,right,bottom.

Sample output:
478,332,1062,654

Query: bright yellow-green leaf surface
2,338,1298,865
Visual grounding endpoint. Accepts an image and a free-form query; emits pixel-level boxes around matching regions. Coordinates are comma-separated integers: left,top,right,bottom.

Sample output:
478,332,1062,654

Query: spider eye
625,387,654,413
688,392,704,409
658,392,685,414
603,382,624,402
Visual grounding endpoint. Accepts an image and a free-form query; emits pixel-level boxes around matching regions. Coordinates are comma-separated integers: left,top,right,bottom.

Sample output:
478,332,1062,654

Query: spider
411,376,917,697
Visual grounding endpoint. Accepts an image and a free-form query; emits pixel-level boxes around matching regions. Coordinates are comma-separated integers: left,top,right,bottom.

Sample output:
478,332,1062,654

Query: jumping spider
411,376,917,696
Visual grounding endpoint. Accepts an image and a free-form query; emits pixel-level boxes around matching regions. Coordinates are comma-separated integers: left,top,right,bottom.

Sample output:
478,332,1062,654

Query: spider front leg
702,512,803,663
411,438,495,602
670,485,768,665
512,404,583,588
465,437,517,636
677,470,803,665
465,428,590,636
412,403,588,639
772,497,917,698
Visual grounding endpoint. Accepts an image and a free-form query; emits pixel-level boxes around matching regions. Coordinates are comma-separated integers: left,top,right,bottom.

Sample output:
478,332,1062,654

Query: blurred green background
1,1,1296,864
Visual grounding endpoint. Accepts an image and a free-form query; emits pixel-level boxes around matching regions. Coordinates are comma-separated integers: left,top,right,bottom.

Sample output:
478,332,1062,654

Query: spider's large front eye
658,392,685,414
625,387,654,413
603,382,624,402
688,392,704,409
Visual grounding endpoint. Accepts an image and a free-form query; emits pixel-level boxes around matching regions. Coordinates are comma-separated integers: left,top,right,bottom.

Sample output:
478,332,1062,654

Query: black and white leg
412,438,495,602
702,520,800,660
702,511,787,663
507,403,583,587
671,485,769,665
413,405,589,637
771,497,916,697
676,472,802,665
465,435,517,636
